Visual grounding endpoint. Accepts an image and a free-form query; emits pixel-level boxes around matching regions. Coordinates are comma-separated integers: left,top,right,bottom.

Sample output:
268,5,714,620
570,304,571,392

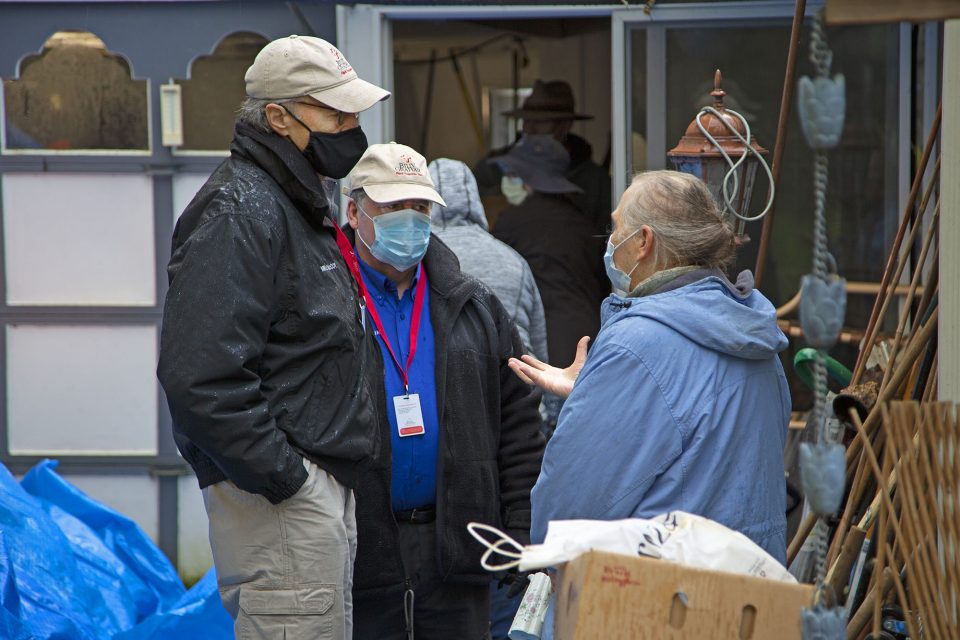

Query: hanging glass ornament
799,274,847,349
797,74,846,150
799,441,846,516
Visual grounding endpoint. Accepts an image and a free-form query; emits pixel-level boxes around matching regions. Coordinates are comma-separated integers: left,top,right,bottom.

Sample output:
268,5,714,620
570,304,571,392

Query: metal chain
810,7,833,590
812,154,830,283
809,9,831,79
813,357,828,445
809,8,834,449
812,151,830,446
814,518,828,585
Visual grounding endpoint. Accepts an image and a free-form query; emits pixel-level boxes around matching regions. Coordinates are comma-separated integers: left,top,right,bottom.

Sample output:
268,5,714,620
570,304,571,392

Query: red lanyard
333,224,427,393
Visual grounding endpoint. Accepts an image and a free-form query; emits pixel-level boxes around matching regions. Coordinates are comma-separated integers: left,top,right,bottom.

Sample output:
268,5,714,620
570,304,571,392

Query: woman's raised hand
507,336,590,399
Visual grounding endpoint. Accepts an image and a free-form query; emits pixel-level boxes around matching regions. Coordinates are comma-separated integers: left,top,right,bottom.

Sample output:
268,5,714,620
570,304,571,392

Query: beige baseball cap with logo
245,35,390,113
344,142,447,206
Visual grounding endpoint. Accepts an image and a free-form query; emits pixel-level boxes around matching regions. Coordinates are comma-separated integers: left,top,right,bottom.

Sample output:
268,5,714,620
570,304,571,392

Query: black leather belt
394,506,435,524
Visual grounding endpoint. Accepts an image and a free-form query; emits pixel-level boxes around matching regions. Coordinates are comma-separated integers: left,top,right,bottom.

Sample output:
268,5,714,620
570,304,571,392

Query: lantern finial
711,69,726,109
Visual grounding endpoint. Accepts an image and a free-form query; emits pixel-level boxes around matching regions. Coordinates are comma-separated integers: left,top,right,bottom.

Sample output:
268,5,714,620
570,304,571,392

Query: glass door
612,2,904,310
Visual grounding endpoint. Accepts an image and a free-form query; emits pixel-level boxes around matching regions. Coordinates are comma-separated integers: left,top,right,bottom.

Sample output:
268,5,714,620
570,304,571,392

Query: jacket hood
428,158,488,230
601,271,788,360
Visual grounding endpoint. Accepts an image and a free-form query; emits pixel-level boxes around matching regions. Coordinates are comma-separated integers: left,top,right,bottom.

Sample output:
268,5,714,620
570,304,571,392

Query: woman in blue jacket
510,170,791,564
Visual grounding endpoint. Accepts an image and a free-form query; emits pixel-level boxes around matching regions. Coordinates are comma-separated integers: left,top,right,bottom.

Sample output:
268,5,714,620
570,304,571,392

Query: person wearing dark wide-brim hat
500,79,593,122
491,135,608,390
474,79,611,236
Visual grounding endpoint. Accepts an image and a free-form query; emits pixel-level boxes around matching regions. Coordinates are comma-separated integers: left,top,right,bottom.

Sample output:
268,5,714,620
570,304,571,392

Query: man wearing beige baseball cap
338,142,545,639
159,35,389,640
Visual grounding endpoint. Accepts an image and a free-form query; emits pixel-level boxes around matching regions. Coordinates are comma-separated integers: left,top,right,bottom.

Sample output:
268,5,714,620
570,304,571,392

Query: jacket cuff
263,460,309,504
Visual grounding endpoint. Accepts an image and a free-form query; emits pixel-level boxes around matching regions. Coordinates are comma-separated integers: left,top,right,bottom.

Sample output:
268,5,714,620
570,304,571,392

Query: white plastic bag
468,511,795,583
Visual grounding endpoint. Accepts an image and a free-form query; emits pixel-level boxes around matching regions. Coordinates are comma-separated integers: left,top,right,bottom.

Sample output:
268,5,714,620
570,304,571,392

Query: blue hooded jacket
530,272,791,563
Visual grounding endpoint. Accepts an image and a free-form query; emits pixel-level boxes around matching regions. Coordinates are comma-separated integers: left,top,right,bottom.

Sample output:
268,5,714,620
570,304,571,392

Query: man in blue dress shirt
341,143,545,639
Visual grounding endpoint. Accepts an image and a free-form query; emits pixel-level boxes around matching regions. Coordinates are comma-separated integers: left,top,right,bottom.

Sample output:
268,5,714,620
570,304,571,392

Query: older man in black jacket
340,142,545,639
158,36,388,640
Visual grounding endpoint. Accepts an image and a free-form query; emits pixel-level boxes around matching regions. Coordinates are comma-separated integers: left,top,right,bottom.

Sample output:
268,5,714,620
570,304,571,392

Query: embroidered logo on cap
330,47,353,76
395,154,422,177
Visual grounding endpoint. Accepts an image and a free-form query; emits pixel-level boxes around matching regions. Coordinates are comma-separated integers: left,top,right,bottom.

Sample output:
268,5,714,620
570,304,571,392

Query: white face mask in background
501,175,529,206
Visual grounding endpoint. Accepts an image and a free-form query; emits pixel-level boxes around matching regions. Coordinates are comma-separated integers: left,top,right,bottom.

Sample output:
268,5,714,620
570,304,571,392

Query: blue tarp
0,459,233,639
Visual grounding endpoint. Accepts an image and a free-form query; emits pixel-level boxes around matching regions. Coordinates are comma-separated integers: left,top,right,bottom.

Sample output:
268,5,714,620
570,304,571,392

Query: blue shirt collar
355,250,421,300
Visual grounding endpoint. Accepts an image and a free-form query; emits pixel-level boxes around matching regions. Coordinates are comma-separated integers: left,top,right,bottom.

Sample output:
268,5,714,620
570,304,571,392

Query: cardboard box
554,551,814,639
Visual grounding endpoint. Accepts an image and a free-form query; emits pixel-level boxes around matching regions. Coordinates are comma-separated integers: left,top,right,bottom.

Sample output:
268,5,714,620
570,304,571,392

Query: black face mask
283,106,368,179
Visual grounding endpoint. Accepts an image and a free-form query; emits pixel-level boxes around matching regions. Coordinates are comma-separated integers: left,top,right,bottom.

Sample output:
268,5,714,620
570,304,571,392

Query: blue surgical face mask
357,203,431,272
604,228,641,292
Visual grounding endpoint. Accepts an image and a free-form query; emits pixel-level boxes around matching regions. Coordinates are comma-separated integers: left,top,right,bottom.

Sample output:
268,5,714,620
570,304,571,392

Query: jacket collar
627,265,702,298
230,122,334,227
422,235,478,302
652,267,754,300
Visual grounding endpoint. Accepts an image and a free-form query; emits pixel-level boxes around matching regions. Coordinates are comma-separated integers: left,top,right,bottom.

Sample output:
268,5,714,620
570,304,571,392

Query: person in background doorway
427,157,548,638
474,79,611,235
343,143,545,640
427,158,548,365
491,135,608,406
158,35,389,640
511,170,790,568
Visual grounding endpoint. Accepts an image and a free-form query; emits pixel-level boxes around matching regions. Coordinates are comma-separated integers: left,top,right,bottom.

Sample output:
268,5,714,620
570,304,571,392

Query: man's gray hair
349,188,366,206
236,97,294,133
620,170,736,270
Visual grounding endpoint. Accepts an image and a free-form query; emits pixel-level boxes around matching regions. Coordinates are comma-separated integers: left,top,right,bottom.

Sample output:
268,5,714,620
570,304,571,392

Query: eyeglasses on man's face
288,101,358,128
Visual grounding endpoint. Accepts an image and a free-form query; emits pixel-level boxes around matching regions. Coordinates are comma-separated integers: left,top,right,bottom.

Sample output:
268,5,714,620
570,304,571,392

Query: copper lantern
668,70,768,238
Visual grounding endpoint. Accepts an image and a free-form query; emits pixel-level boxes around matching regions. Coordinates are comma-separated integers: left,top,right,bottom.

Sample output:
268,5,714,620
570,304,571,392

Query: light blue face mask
501,175,528,206
603,228,641,292
357,203,432,272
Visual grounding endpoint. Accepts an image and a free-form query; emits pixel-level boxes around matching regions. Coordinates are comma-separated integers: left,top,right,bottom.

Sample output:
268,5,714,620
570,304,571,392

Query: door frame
335,3,624,148
611,0,829,199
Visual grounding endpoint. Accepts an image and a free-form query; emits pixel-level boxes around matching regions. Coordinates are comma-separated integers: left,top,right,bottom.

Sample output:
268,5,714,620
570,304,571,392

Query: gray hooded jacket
428,158,548,364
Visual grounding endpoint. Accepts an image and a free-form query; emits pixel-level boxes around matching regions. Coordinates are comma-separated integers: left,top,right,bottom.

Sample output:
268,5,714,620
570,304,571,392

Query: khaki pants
203,458,357,640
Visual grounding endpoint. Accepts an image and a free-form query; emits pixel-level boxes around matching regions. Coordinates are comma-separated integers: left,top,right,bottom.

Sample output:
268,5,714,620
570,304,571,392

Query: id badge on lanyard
333,224,428,438
382,276,428,438
394,394,425,437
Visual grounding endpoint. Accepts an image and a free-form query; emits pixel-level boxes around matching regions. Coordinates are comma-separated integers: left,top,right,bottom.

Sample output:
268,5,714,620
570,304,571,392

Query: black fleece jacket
349,228,546,597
